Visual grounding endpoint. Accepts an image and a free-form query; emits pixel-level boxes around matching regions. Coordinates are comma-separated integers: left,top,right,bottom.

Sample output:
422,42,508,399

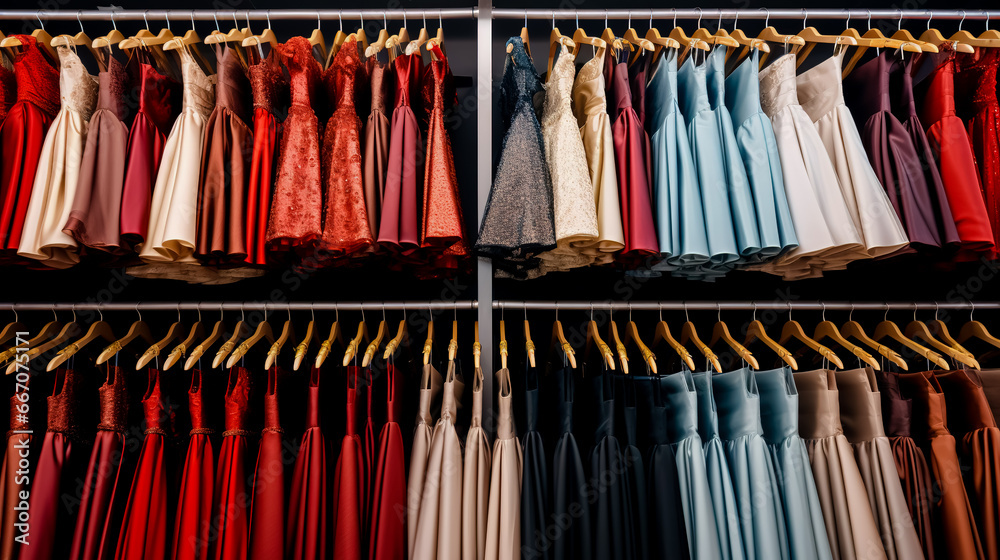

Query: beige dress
17,45,97,268
795,368,888,560
835,368,925,560
462,367,491,560
572,49,625,264
407,363,442,557
484,368,522,560
413,361,465,560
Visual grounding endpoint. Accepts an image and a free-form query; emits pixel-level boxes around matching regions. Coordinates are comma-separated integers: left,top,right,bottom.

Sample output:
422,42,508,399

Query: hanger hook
317,11,322,30
195,302,201,323
628,12,632,31
524,10,528,29
177,303,181,323
673,8,678,29
71,303,77,324
36,11,45,31
970,300,976,321
959,10,967,32
382,303,386,324
733,11,739,31
884,302,890,323
592,303,596,322
8,305,15,324
898,9,904,30
77,11,85,33
845,11,850,30
628,302,633,323
606,9,609,30
213,12,220,31
552,11,556,30
649,9,653,30
986,12,991,31
717,11,723,31
802,9,808,29
110,11,117,31
245,11,252,33
384,13,388,29
866,10,872,30
684,301,690,323
822,302,827,322
438,10,443,32
913,302,918,323
165,10,171,32
752,302,757,322
760,7,769,29
849,303,855,322
934,302,940,321
135,302,142,323
717,303,721,324
658,303,663,323
696,7,703,30
97,305,102,323
403,11,407,29
51,307,57,323
339,12,343,30
232,11,239,30
143,10,149,30
241,302,245,322
361,305,365,325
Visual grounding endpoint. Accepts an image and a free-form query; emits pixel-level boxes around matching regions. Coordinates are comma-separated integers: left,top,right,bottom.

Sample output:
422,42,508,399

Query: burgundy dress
364,58,391,242
119,55,180,253
1,377,30,560
333,367,365,560
115,369,170,560
320,37,374,261
957,48,1000,259
212,367,252,560
22,369,82,560
286,367,329,560
64,54,132,254
0,35,59,260
362,368,377,532
369,363,407,560
378,52,423,259
249,367,284,560
420,45,469,276
245,49,287,267
70,366,131,560
171,369,215,560
267,37,323,254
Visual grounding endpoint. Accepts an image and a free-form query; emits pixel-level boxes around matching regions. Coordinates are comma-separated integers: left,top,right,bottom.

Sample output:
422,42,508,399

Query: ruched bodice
393,53,421,110
180,47,216,118
678,55,711,120
572,54,607,125
96,55,128,119
213,45,251,125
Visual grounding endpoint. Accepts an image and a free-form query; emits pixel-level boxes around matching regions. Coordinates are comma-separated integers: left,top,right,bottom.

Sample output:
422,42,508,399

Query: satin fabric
17,45,97,268
64,55,130,254
794,369,888,560
370,363,408,560
362,368,377,541
547,366,591,560
520,364,550,560
980,369,1000,433
640,376,687,559
22,368,81,560
2,379,32,560
485,368,522,560
115,370,170,560
333,367,366,560
286,367,329,560
408,363,442,556
691,371,744,560
171,370,215,560
713,368,789,560
363,58,390,242
620,377,650,560
211,367,252,560
957,49,1000,257
462,367,492,560
248,367,284,560
835,368,924,560
0,35,58,259
413,361,465,559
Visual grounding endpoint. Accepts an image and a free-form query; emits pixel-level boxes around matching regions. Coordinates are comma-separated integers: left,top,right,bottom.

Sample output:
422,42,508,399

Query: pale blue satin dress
725,50,799,262
755,367,833,560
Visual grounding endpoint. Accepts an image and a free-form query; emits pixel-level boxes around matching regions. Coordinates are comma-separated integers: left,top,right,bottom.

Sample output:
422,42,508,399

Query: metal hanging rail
493,301,1000,311
0,301,478,312
492,9,1000,21
0,9,478,22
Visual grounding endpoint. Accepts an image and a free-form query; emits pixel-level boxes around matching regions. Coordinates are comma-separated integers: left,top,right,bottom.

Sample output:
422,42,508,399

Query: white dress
796,51,910,258
17,46,97,268
755,54,867,279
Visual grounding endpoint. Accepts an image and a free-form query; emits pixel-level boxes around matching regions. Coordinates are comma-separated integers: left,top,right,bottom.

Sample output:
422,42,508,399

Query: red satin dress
919,47,996,260
362,368,377,533
21,369,81,560
957,48,1000,259
286,367,329,560
115,369,170,560
0,35,59,261
1,377,30,560
363,58,391,242
0,63,15,123
378,52,423,260
212,367,252,560
70,366,131,560
898,371,985,560
171,369,215,560
369,362,407,560
333,366,365,560
245,48,288,267
267,37,323,255
119,53,180,253
420,45,469,276
249,367,284,560
320,38,374,262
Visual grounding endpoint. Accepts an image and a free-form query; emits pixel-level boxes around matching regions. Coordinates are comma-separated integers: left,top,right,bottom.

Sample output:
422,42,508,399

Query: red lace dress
267,37,322,255
957,48,1000,258
1,376,30,560
286,367,329,560
171,369,215,560
320,37,374,262
0,63,15,123
420,45,469,276
212,367,253,560
0,35,59,261
333,367,365,560
115,369,171,560
363,58,391,242
245,48,288,267
249,367,284,560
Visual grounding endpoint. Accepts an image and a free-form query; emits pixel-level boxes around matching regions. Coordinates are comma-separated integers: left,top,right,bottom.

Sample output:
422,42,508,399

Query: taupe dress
462,367,491,560
407,363,443,557
485,368,522,560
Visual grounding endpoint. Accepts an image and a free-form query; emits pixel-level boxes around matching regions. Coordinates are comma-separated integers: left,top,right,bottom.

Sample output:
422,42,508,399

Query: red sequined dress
957,48,1000,259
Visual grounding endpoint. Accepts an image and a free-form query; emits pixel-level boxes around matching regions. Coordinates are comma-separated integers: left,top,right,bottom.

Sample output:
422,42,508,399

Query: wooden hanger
366,15,391,58
585,309,614,370
958,304,1000,352
407,13,430,55
448,316,459,363
0,18,58,65
213,307,250,368
91,14,125,52
812,307,880,370
351,14,370,54
422,312,434,365
265,310,297,370
552,311,578,369
841,13,922,76
164,310,204,371
873,308,948,369
425,11,445,54
623,314,657,373
226,307,277,369
729,10,769,56
622,16,654,66
644,26,680,62
907,317,979,369
136,310,185,370
361,310,388,368
919,13,975,53
163,15,216,75
547,25,577,80
572,23,608,59
342,312,370,367
668,11,711,54
602,25,631,62
678,308,722,372
708,309,759,370
242,11,278,51
473,321,481,369
47,312,115,372
524,311,536,367
6,317,81,375
779,310,844,369
0,310,60,366
0,308,26,346
182,307,225,370
928,309,975,359
608,313,629,374
794,11,859,68
691,13,740,49
120,11,175,50
652,309,696,372
946,11,1000,48
499,307,508,370
96,309,155,365
888,12,939,52
977,15,1000,44
315,310,344,368
840,314,909,370
294,311,319,371
755,9,806,67
520,12,532,58
742,312,797,370
383,313,408,361
326,13,351,64
51,14,105,71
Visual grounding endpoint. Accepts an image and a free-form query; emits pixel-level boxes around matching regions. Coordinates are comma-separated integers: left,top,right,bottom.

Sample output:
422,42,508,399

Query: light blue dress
725,50,799,262
692,371,746,560
713,367,790,560
647,49,710,272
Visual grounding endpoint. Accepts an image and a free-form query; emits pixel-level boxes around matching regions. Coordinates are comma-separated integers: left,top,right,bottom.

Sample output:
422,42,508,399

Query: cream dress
17,45,97,268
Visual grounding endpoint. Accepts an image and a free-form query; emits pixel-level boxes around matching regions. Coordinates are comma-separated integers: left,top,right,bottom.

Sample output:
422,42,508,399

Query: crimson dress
320,37,374,261
70,366,131,560
119,54,180,253
0,35,59,260
369,363,407,560
249,367,284,560
420,45,469,275
245,48,288,267
22,368,82,560
957,48,1000,258
0,63,15,123
334,367,366,560
171,369,215,560
116,369,170,560
287,367,329,560
212,367,252,560
378,52,423,259
1,377,30,560
362,368,377,533
267,37,323,254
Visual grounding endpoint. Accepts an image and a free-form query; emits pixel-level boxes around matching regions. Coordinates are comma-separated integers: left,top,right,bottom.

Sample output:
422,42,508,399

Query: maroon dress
286,367,329,560
22,369,82,560
212,367,253,560
70,366,131,560
333,367,365,559
362,368,377,532
957,48,1000,259
363,58,391,242
171,370,215,560
249,367,284,560
245,48,287,267
369,363,407,560
1,377,30,560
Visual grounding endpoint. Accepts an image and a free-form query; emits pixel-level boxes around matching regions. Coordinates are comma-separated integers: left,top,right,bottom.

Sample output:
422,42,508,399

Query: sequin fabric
957,48,1000,258
96,365,129,433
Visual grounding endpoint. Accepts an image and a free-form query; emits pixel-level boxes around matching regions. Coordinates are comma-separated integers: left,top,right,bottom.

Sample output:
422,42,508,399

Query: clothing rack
0,301,478,312
0,9,479,21
494,301,1000,311
491,9,1000,20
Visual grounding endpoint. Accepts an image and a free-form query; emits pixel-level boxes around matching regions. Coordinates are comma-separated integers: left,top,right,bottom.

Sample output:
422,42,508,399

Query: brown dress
979,369,1000,434
794,368,887,560
898,370,985,560
935,369,1000,559
834,368,924,560
363,58,391,243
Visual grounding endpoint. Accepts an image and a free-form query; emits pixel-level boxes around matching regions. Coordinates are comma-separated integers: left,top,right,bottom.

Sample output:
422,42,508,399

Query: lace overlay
0,64,16,122
96,366,129,433
12,35,59,116
47,368,82,440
